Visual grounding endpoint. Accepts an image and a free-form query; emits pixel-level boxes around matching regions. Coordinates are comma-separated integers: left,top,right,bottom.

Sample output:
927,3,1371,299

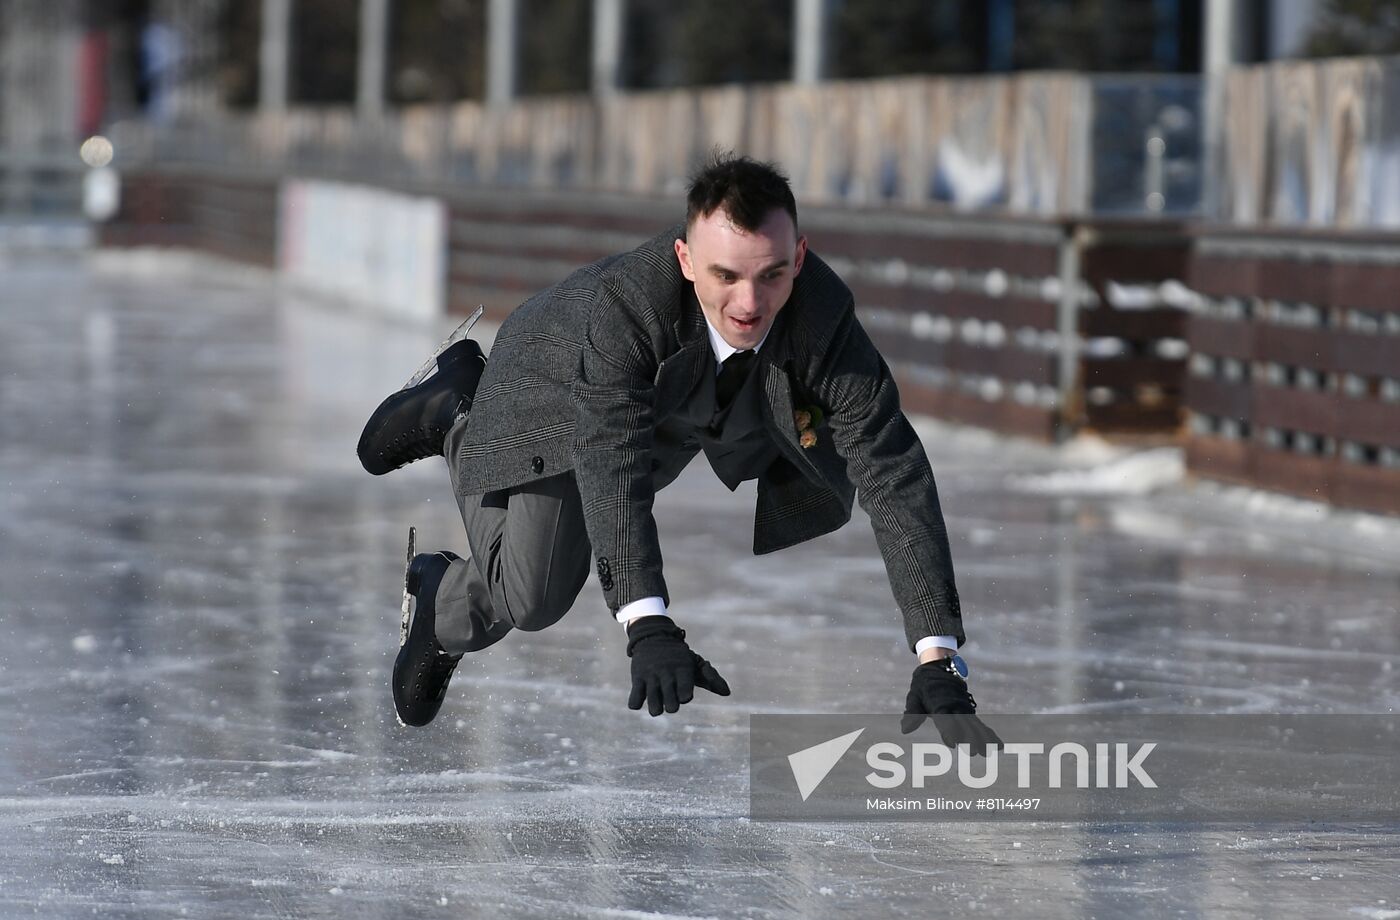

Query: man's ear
793,235,808,276
675,238,696,282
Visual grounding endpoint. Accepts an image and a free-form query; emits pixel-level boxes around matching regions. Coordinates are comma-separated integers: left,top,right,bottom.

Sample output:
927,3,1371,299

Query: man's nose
733,282,759,313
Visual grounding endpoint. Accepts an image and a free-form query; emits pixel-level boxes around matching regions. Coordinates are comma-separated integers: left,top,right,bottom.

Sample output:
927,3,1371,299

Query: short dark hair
685,151,798,233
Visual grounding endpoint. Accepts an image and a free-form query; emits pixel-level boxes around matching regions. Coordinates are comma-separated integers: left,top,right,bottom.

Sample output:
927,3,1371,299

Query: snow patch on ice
90,248,273,289
1109,506,1192,544
311,749,355,762
1171,481,1400,568
1008,448,1184,496
1208,485,1400,543
1056,434,1131,466
1213,484,1332,522
72,634,99,654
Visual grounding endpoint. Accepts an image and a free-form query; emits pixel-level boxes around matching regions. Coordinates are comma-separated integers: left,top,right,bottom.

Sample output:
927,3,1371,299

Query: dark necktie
715,350,756,411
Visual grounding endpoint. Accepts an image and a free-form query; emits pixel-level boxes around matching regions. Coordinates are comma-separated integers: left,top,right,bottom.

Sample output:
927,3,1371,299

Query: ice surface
1,251,1398,918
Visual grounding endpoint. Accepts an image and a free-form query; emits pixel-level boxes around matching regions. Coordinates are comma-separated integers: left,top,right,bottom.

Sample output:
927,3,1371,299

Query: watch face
949,655,968,679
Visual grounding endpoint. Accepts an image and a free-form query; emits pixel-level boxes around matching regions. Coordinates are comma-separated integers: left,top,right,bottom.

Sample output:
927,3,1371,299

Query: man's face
674,207,807,350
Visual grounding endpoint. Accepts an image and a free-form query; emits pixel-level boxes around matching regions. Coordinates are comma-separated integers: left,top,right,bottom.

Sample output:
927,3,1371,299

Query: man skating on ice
358,153,997,746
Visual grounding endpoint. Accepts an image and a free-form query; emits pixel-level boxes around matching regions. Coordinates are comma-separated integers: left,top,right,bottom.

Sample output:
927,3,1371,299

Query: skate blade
399,525,416,648
401,306,485,390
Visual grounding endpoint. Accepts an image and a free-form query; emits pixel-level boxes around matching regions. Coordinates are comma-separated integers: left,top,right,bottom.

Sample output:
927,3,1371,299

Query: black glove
626,615,731,716
901,659,1002,752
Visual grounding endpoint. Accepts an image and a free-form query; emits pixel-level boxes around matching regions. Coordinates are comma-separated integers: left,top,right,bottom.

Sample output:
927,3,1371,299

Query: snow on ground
1008,446,1185,496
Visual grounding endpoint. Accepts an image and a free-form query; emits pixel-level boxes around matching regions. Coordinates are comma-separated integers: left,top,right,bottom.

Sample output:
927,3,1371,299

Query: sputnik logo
787,729,865,801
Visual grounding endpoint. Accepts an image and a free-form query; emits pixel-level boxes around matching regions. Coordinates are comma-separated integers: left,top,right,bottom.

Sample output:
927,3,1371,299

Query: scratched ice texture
1,250,1398,919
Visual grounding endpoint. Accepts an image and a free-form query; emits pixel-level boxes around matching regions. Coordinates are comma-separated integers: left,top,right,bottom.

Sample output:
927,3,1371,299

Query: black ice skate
357,307,487,475
392,528,464,727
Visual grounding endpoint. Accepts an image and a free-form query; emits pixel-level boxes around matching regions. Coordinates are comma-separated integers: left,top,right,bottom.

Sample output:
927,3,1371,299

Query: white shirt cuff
615,595,668,625
914,635,959,656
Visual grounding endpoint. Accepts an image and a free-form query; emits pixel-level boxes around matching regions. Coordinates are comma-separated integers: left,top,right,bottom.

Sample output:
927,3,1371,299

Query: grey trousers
433,415,593,655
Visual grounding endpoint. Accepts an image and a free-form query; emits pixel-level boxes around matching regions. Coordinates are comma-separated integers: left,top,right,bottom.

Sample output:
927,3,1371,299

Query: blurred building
0,1,1347,144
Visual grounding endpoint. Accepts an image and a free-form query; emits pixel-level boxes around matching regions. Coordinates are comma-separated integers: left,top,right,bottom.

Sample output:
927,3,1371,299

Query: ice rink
2,250,1398,918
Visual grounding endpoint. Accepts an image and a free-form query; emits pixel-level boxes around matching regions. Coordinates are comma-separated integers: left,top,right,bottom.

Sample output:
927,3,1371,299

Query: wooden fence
99,171,277,267
101,169,1192,444
1186,229,1400,514
1217,56,1400,229
107,69,1204,221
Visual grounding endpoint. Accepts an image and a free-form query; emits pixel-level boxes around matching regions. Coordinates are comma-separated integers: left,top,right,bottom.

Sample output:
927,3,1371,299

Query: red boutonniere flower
794,406,823,448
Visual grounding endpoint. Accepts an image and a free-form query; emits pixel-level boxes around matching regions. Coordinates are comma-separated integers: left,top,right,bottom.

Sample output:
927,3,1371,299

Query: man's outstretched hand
901,659,1002,752
626,615,730,716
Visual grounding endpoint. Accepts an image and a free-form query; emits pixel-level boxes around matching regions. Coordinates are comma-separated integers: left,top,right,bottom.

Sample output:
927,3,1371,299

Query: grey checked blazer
454,225,965,649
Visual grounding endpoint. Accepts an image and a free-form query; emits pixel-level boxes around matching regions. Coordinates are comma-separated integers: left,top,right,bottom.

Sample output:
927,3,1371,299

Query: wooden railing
1185,229,1400,515
101,169,1193,445
98,172,277,267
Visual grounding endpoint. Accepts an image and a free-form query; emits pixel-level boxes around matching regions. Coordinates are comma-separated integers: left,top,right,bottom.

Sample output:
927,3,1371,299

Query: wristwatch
932,654,969,680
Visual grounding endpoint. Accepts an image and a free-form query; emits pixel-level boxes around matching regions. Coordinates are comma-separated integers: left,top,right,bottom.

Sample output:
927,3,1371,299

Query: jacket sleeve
568,287,670,613
807,304,966,650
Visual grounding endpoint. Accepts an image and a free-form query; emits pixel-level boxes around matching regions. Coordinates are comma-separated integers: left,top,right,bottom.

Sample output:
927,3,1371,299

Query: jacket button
531,456,545,474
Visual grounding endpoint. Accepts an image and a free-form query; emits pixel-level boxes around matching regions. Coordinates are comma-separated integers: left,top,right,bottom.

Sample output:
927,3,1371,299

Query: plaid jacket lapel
654,297,710,418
